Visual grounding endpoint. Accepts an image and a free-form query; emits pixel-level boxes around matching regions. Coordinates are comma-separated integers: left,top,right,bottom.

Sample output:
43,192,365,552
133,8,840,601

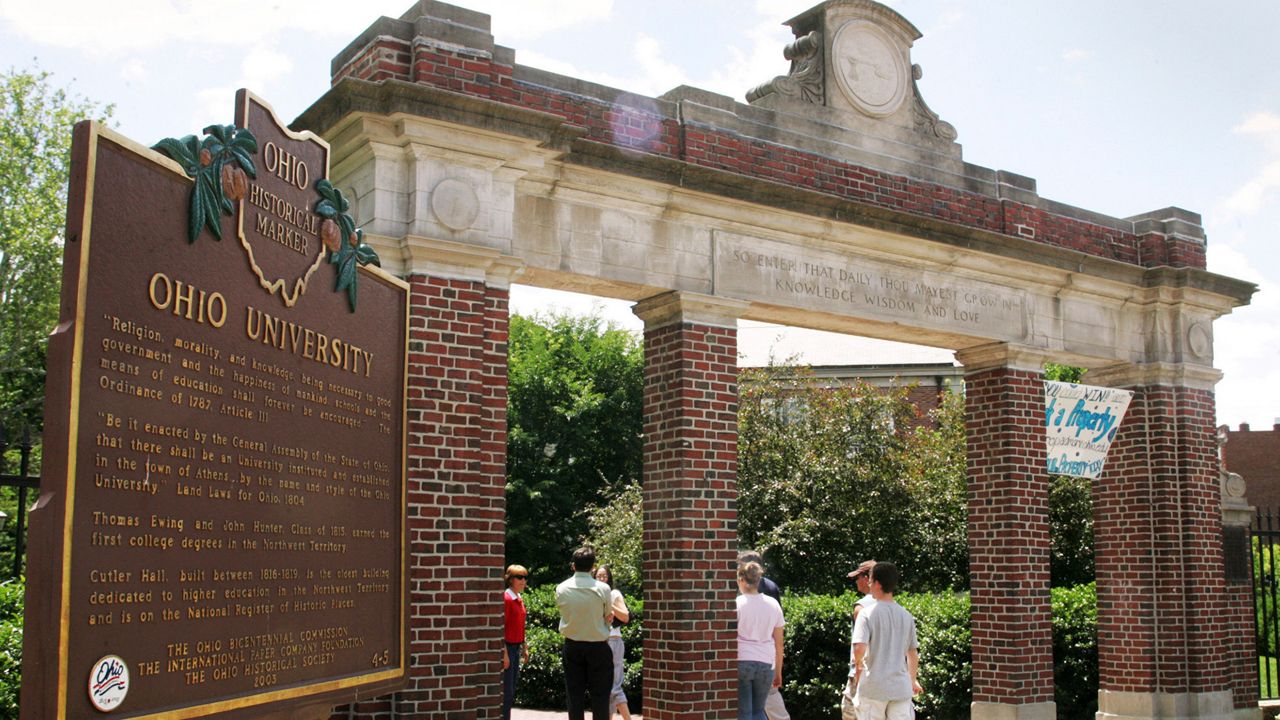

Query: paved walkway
512,710,640,720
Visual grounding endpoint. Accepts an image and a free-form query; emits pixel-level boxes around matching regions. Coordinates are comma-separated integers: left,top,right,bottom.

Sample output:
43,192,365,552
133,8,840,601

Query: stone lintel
1096,690,1235,720
401,234,523,288
1084,362,1223,392
970,701,1056,720
954,342,1055,375
632,291,750,332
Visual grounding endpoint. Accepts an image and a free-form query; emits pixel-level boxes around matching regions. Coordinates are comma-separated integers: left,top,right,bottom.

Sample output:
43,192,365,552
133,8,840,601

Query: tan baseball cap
847,560,876,579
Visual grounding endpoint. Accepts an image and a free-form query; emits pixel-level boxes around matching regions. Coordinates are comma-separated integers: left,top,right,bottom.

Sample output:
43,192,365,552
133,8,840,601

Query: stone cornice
954,342,1058,374
399,234,524,288
1084,362,1223,391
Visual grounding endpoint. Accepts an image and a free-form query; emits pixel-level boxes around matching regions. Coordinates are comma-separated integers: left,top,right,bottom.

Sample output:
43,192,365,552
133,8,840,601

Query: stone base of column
1232,707,1263,720
971,701,1056,720
1096,690,1236,720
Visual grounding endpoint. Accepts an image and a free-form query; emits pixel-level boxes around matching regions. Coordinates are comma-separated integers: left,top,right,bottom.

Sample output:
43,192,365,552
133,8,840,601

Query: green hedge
1051,584,1098,719
0,579,23,720
516,583,1098,720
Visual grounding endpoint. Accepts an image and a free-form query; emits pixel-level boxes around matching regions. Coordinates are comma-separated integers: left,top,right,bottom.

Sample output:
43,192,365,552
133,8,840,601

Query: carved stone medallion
831,20,908,118
431,177,480,231
1187,321,1211,359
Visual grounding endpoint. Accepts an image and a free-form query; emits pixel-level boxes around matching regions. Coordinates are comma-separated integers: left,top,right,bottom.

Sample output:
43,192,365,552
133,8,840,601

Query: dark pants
563,639,613,720
502,643,521,720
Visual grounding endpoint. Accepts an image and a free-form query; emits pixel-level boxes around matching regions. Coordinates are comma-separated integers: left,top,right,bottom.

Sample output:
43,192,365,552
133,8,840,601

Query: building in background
1221,421,1280,511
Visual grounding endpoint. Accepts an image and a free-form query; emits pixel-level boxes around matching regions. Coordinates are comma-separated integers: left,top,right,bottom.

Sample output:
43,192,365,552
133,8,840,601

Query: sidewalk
512,710,640,720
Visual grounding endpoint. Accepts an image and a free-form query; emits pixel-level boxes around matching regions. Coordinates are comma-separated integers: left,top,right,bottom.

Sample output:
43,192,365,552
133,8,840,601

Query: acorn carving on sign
153,90,378,310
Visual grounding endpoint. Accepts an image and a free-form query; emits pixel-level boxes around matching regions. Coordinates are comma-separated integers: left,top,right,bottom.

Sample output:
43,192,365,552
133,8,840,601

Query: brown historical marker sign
21,91,408,719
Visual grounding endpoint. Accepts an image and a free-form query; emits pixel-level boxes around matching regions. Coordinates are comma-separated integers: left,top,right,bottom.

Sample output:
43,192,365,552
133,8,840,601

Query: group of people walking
502,547,631,720
735,553,923,720
502,547,923,720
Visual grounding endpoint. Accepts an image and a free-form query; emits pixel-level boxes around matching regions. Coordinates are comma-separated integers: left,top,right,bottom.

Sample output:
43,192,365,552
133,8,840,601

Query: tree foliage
0,65,112,436
1044,363,1085,383
900,389,970,590
505,312,643,583
737,364,968,594
506,317,1098,593
582,478,642,591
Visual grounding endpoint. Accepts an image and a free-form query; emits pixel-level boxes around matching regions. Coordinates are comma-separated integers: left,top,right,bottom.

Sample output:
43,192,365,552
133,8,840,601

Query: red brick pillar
337,244,520,720
632,291,748,720
1086,363,1253,720
955,344,1056,720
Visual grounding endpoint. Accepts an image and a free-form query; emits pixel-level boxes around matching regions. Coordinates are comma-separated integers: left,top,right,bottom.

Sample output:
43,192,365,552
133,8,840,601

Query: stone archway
296,1,1257,718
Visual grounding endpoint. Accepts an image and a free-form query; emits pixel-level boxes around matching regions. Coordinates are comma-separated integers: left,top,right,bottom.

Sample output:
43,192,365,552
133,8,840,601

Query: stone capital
954,342,1055,375
632,291,750,332
1084,362,1223,391
400,234,524,288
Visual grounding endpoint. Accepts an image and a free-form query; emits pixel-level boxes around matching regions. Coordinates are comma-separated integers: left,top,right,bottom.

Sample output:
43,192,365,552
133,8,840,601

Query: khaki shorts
849,695,914,720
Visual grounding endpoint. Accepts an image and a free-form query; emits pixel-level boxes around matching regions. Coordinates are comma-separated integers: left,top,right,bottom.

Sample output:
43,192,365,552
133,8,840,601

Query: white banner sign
1044,381,1134,479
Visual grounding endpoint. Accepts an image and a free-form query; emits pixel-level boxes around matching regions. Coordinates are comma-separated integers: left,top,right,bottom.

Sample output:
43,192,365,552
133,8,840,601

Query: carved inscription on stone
713,231,1027,339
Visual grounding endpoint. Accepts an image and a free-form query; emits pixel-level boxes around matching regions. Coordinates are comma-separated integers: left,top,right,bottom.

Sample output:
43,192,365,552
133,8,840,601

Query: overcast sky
2,0,1277,428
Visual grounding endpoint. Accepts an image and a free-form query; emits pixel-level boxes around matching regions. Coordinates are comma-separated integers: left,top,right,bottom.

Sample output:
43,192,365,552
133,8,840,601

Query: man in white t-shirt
841,560,877,720
850,561,922,720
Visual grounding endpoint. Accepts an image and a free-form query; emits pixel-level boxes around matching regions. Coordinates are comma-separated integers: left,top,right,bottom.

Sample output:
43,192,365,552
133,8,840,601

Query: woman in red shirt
502,564,529,720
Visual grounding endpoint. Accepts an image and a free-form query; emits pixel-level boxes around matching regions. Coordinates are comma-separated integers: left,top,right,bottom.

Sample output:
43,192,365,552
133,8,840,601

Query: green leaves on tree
314,179,380,312
0,66,112,436
505,313,643,583
153,124,258,243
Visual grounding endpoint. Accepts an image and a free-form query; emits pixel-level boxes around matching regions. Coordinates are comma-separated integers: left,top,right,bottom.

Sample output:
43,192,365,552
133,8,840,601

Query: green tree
582,478,642,591
0,65,112,435
1044,363,1085,383
738,364,945,594
900,388,969,590
505,312,643,582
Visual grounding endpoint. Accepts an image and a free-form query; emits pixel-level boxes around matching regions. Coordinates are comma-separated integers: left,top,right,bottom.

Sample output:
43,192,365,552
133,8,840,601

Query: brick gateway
293,2,1258,718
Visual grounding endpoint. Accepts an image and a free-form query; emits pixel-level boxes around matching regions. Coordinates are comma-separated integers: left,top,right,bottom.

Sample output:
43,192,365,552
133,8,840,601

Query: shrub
514,583,1098,720
771,590,972,720
0,578,24,720
778,592,858,720
900,591,972,719
1051,583,1097,720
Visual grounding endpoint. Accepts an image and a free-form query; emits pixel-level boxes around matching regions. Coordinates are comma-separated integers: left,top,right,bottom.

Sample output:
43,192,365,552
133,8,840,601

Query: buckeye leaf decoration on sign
154,92,380,310
315,178,381,312
153,124,258,243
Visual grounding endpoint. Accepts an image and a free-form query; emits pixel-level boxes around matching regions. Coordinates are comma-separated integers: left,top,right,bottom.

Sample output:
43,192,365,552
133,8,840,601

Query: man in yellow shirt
555,547,613,720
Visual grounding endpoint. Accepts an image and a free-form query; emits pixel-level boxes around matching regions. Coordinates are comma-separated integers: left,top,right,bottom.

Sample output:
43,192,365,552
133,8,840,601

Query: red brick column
632,292,748,720
955,344,1056,720
336,247,519,719
1086,364,1250,719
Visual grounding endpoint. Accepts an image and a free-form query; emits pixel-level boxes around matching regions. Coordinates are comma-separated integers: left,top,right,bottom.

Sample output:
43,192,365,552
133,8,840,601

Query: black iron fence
0,427,38,579
1252,508,1280,699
